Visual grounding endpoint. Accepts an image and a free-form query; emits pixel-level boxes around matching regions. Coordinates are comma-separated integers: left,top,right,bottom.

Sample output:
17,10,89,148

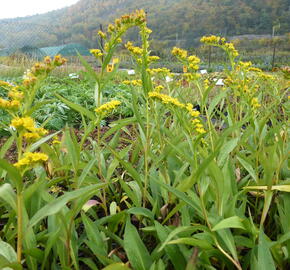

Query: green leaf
0,159,22,191
127,207,154,220
28,131,61,152
168,237,213,250
244,185,290,192
152,177,203,218
237,156,257,182
124,217,153,270
102,263,131,270
0,239,17,262
154,221,186,269
64,128,79,172
258,229,276,270
0,136,14,159
78,53,99,83
29,183,105,227
158,225,208,252
77,157,97,187
0,255,22,270
217,137,239,167
55,93,96,121
212,216,246,231
0,183,17,211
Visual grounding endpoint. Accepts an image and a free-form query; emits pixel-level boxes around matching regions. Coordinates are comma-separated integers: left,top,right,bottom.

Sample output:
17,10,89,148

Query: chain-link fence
0,20,289,70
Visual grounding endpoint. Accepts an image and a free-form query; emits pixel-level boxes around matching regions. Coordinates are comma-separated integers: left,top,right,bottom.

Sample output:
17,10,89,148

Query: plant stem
17,192,23,263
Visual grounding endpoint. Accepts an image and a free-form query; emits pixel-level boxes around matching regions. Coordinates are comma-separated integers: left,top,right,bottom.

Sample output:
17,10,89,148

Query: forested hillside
0,0,289,49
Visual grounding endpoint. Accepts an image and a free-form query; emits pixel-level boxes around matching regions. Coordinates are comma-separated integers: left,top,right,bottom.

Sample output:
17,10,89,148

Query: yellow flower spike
0,99,20,110
201,35,239,58
8,90,24,100
0,80,13,88
155,85,164,92
90,49,103,58
23,132,40,141
147,68,171,75
44,56,52,64
98,30,106,39
113,58,119,64
95,100,121,115
106,64,114,73
172,47,188,59
14,152,48,168
148,56,160,62
251,97,261,109
148,92,184,108
123,80,142,86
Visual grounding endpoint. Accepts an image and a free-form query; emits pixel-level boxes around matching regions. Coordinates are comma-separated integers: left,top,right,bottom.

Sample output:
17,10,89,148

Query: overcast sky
0,0,79,19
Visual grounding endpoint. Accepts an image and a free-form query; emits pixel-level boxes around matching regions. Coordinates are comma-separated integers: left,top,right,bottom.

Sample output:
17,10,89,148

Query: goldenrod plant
0,10,289,270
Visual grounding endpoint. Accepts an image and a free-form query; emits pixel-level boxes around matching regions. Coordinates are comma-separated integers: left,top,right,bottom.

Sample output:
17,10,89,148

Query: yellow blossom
14,152,48,168
0,99,20,110
172,47,188,59
23,132,40,141
90,49,103,58
147,68,171,75
123,80,142,86
148,92,185,108
155,85,164,92
251,97,261,109
98,30,106,39
95,100,121,115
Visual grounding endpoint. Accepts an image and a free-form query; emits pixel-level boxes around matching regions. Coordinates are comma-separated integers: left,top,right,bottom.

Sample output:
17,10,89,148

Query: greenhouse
40,43,90,57
0,46,45,58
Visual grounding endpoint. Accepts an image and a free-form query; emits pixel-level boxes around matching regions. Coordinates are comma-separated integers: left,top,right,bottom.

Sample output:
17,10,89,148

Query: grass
0,10,289,270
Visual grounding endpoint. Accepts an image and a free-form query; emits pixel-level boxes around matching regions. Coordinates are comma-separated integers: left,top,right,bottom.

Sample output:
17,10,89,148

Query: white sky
0,0,79,19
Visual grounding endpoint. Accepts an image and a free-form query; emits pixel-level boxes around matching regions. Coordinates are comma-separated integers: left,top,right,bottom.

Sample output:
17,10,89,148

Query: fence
0,20,289,70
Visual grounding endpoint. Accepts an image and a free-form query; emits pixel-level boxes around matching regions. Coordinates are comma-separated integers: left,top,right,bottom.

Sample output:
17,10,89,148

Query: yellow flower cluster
53,55,67,67
192,118,206,134
258,73,275,81
281,66,290,80
148,56,160,62
147,68,171,75
154,85,164,92
0,98,20,110
125,42,143,56
148,92,184,107
90,49,103,58
187,55,201,70
11,117,48,140
149,92,206,134
98,30,106,39
248,67,262,73
115,10,146,29
200,35,226,44
22,55,66,88
251,97,261,109
95,100,121,115
14,152,48,168
0,80,13,88
172,47,188,59
8,89,24,100
106,10,146,40
183,73,201,81
123,80,142,86
201,35,238,58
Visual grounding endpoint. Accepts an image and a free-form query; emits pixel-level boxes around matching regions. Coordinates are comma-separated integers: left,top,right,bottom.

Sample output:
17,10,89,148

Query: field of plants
0,10,289,270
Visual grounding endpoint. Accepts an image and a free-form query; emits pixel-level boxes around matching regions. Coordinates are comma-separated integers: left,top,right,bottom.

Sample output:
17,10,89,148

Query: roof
40,43,90,57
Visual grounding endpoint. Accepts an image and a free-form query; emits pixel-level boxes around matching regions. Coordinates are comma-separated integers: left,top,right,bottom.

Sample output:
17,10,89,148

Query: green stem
17,192,23,264
143,99,150,207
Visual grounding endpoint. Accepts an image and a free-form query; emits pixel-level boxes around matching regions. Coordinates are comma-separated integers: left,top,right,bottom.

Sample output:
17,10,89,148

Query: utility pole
99,23,104,62
271,22,280,70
